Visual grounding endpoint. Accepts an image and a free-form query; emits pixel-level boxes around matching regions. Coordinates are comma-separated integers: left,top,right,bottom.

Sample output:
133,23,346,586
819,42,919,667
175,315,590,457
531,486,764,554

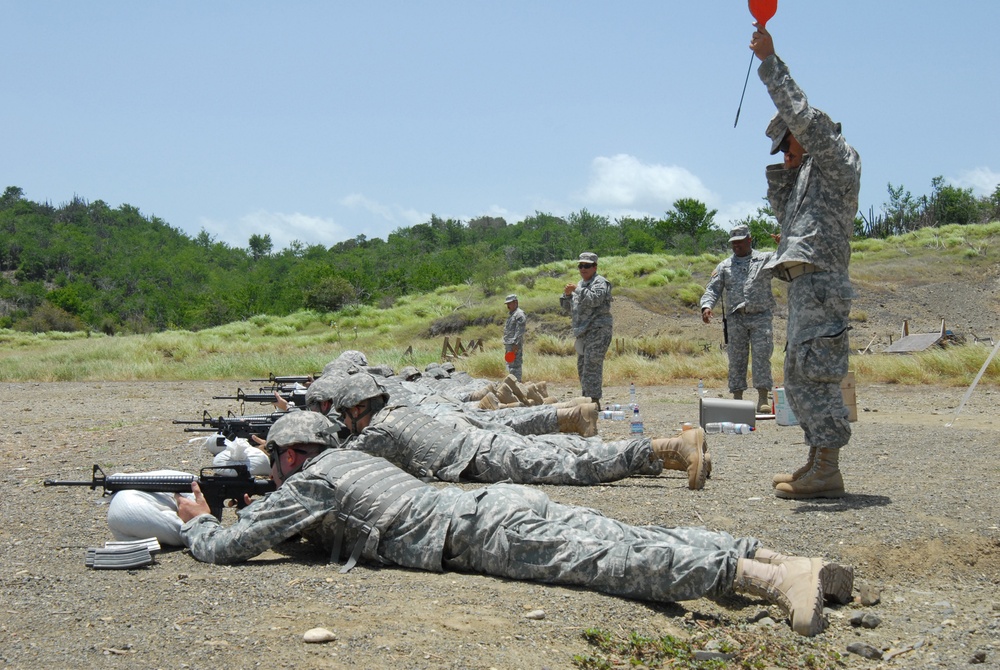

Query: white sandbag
188,433,228,456
106,470,192,546
212,440,271,476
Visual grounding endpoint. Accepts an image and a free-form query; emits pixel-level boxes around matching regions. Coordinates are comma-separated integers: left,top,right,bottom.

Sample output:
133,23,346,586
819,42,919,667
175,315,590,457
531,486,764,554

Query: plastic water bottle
630,404,644,435
704,421,753,435
697,379,705,398
629,382,637,409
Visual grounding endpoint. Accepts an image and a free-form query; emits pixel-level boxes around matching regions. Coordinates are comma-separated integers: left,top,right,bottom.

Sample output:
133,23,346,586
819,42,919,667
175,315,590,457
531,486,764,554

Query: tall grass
2,223,997,386
2,320,995,387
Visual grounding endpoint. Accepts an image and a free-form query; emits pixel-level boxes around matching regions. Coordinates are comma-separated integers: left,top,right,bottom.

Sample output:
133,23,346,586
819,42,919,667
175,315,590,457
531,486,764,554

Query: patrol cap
577,252,598,265
766,113,790,155
440,362,456,373
265,411,342,451
729,225,751,242
504,294,518,304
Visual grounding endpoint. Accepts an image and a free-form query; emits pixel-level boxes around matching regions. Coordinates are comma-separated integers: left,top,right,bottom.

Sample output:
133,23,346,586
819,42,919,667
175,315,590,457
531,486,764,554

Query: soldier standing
700,225,775,411
502,294,526,381
751,22,860,499
560,252,613,407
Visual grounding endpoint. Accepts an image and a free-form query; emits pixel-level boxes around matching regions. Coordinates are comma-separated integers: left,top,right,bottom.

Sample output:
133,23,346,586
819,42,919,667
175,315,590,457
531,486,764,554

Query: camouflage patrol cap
265,411,342,451
440,362,456,373
328,370,391,411
766,113,790,155
504,294,518,303
577,252,598,264
729,225,751,242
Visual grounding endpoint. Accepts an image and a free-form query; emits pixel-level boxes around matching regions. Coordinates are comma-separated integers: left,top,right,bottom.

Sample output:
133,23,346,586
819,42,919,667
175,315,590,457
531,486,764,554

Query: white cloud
340,193,428,228
579,154,715,210
198,210,349,251
949,167,1000,196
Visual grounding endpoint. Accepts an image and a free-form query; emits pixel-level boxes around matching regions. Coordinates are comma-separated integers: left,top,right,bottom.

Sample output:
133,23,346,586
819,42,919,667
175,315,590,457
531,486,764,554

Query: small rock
861,613,882,628
970,650,987,664
524,609,546,620
857,581,881,606
846,642,883,660
303,627,337,643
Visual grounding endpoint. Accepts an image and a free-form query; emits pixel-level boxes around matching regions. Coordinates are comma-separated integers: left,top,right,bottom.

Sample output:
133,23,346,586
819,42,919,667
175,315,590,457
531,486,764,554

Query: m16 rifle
249,373,320,385
173,410,287,442
212,387,307,409
44,464,276,520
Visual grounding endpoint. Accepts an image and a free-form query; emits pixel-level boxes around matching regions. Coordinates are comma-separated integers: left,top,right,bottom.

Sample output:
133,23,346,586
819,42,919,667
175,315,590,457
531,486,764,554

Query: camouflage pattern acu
443,483,760,602
561,271,613,401
265,411,342,451
700,250,775,316
759,55,860,276
397,366,422,381
183,451,760,606
759,54,858,450
182,448,457,570
351,404,660,485
503,305,527,381
700,250,776,393
725,312,774,393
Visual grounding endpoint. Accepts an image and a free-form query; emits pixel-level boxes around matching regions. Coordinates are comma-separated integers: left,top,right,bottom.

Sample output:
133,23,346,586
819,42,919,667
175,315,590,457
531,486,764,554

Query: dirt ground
2,376,999,669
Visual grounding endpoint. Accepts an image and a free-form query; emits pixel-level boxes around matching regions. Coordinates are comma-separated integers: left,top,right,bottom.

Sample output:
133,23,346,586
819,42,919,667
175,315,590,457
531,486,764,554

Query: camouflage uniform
760,54,860,451
349,404,661,485
700,249,775,393
560,272,613,403
182,448,760,603
503,304,527,381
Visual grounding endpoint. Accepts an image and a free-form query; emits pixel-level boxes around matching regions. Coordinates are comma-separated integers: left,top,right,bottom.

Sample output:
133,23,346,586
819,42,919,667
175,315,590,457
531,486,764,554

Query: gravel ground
2,378,999,669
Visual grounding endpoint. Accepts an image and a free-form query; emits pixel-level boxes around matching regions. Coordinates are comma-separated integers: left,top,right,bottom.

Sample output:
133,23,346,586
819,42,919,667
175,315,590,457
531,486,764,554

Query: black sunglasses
577,263,595,269
778,136,791,153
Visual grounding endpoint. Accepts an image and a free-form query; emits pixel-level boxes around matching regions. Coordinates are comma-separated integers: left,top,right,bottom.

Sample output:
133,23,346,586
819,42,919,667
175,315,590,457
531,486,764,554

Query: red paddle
505,351,516,363
734,0,778,127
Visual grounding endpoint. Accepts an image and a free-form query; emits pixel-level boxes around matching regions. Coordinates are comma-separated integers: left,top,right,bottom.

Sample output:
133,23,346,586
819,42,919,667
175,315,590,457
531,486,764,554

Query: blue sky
4,2,998,251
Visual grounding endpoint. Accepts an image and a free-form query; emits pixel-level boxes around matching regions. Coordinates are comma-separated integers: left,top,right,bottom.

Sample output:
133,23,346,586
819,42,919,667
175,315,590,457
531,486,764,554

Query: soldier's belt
774,262,818,282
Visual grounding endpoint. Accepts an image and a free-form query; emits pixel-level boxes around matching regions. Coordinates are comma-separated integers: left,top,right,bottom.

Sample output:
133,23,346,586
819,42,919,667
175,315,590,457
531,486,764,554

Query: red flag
749,0,777,28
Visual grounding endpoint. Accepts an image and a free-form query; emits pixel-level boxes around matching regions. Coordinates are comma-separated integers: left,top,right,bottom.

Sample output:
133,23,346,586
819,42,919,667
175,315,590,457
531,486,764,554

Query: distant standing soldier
561,252,613,407
700,225,776,411
503,294,526,381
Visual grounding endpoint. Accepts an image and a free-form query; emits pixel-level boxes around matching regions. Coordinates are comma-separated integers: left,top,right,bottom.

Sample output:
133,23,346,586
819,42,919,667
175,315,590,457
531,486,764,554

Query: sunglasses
778,136,791,153
577,263,595,269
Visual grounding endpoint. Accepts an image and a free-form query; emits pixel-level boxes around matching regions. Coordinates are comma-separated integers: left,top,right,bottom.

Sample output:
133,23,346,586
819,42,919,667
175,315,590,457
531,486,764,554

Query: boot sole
685,429,707,491
819,562,854,604
774,488,847,500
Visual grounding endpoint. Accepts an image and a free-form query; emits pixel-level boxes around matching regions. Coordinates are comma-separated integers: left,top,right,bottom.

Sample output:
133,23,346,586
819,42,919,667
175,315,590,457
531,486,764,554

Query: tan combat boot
772,446,817,487
733,558,826,636
501,375,529,404
756,387,771,413
775,447,845,499
527,381,549,398
495,382,522,405
754,547,855,604
477,392,500,411
651,428,708,490
551,397,595,409
525,385,546,406
556,403,598,437
467,383,496,401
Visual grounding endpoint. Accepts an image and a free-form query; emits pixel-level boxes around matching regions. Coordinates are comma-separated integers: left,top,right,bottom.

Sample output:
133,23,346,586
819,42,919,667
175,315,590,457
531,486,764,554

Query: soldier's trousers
442,484,759,602
784,272,852,449
576,323,613,402
505,343,523,381
726,311,774,393
464,434,661,485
